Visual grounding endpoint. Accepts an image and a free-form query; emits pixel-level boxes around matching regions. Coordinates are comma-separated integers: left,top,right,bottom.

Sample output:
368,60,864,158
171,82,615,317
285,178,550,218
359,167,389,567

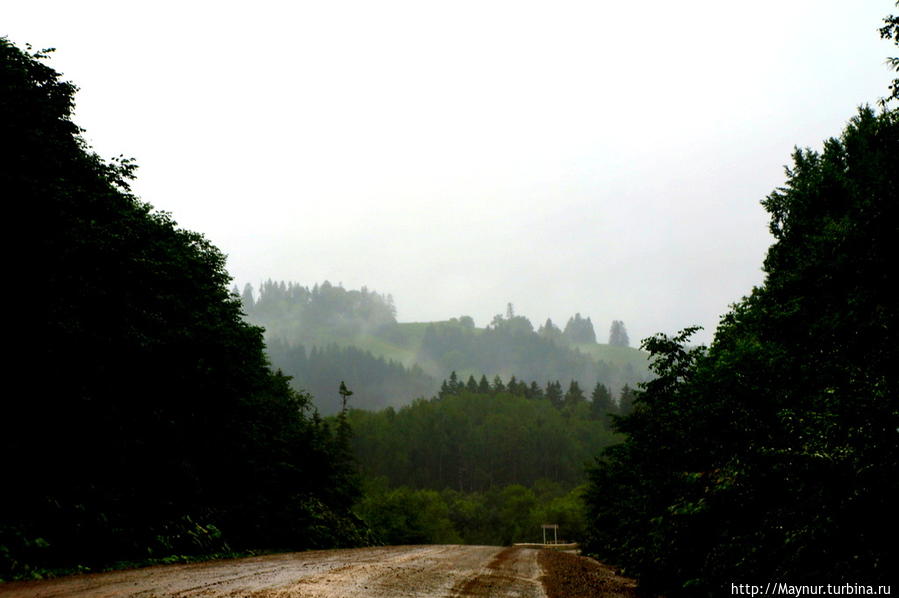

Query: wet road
0,545,546,598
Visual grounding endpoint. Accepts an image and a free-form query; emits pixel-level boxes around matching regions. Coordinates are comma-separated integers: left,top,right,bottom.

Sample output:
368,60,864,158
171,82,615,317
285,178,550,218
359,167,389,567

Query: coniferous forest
347,376,622,546
3,4,898,594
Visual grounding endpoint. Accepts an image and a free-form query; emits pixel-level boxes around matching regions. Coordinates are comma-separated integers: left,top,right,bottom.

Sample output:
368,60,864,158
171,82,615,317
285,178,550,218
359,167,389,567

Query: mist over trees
2,39,369,580
537,318,563,342
234,279,641,547
237,284,648,414
264,340,436,414
413,313,643,402
240,280,397,342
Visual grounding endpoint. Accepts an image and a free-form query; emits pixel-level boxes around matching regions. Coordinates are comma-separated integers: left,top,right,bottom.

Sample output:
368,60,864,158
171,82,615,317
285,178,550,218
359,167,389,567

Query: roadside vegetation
581,11,899,593
1,39,371,581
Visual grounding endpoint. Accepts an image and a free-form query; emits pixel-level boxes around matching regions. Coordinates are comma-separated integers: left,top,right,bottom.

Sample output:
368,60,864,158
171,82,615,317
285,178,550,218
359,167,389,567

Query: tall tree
241,282,255,312
590,382,615,419
608,320,630,347
617,384,636,416
545,380,564,409
538,318,563,342
564,380,587,408
448,371,461,393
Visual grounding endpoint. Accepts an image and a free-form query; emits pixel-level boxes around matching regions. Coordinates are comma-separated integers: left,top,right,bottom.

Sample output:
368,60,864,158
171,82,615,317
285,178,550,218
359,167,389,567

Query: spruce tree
608,320,630,347
545,380,564,408
538,318,563,342
590,382,615,418
564,380,587,407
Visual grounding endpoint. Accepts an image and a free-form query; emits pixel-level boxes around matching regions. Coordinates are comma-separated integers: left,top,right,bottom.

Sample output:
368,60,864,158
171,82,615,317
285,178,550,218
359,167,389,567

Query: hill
237,281,651,414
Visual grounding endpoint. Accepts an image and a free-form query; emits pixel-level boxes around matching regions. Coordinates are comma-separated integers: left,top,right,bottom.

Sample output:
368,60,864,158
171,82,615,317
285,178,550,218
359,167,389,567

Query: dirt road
0,545,549,598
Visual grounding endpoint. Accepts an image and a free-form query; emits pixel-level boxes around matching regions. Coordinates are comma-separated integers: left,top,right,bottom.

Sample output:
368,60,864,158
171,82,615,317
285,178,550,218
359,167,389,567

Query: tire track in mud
537,550,638,598
451,546,546,598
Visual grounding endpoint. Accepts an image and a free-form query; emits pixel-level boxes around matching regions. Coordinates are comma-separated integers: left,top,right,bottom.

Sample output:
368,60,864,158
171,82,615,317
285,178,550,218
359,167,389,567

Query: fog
6,0,894,344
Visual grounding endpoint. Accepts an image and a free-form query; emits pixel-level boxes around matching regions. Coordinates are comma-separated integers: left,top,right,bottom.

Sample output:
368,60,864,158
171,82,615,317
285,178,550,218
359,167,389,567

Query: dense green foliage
346,379,618,545
1,40,369,580
357,481,588,546
347,379,620,492
583,105,899,594
881,4,899,104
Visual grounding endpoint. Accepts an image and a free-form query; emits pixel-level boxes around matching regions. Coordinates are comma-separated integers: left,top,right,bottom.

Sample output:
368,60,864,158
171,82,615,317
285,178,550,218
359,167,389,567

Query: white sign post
541,523,559,545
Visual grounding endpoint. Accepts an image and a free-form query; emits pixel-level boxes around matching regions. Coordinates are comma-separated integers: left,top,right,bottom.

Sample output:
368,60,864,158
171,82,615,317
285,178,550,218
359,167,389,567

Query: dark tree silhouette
1,39,369,579
608,320,630,347
584,105,899,592
563,313,597,344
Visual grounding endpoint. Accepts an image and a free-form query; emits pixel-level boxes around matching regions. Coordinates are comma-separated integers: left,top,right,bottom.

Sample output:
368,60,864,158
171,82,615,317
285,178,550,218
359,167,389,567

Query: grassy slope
289,321,650,381
569,343,651,372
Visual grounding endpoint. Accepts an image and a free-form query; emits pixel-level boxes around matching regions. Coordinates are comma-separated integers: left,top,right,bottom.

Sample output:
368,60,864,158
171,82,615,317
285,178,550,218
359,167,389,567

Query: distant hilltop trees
563,313,596,344
507,305,627,348
236,279,397,342
608,320,630,347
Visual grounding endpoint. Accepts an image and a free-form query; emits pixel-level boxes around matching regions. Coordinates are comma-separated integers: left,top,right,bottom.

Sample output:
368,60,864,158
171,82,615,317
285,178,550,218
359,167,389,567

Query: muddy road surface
1,545,552,598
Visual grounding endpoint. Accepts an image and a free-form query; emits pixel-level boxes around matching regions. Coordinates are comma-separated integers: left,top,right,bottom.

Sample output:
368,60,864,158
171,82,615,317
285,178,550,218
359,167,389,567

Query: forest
344,377,623,546
3,5,898,593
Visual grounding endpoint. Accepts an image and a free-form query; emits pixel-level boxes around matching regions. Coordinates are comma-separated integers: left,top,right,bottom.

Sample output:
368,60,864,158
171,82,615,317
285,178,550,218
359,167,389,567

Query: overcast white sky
7,1,895,345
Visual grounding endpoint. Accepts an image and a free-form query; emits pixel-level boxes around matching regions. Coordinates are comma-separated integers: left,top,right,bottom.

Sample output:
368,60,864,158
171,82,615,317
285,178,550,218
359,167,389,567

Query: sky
7,1,895,345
